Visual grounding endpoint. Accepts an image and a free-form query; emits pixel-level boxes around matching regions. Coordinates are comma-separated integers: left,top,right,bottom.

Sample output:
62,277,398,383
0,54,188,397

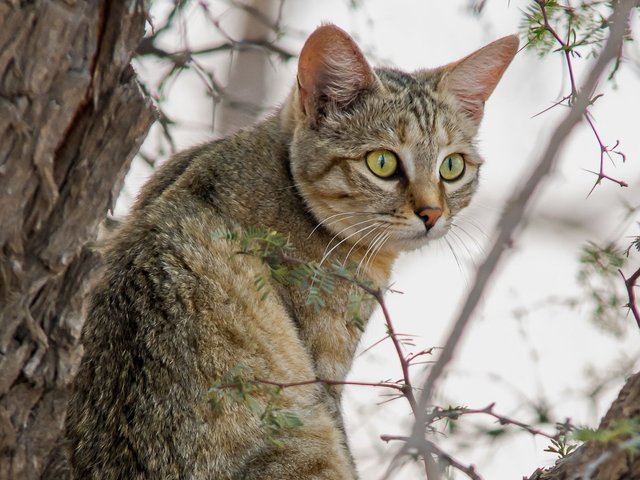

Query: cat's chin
393,223,450,252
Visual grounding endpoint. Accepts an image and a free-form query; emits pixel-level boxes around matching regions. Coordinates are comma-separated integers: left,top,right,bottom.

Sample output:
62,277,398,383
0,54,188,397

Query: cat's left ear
440,35,519,122
297,24,377,125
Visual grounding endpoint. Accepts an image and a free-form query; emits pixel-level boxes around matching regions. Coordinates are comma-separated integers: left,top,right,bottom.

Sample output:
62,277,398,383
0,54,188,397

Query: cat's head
286,24,518,259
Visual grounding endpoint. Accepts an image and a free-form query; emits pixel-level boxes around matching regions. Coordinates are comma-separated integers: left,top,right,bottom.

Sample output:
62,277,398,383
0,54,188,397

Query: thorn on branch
618,267,640,329
534,0,630,193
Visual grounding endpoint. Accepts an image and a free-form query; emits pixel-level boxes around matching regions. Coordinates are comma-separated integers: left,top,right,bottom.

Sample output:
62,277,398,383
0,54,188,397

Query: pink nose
416,207,442,229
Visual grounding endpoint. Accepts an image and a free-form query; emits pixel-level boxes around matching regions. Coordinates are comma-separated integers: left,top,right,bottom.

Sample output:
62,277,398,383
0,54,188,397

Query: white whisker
308,211,378,239
443,236,463,274
456,225,487,255
449,229,477,269
320,220,380,267
342,223,383,267
357,226,392,279
356,229,386,278
454,216,488,240
364,231,391,279
451,222,485,256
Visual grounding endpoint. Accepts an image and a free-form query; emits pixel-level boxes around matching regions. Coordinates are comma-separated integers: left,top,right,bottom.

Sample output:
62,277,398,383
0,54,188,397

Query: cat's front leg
236,407,358,480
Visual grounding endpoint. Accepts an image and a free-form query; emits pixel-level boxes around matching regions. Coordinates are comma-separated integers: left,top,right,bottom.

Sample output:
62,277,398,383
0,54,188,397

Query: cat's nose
416,207,442,229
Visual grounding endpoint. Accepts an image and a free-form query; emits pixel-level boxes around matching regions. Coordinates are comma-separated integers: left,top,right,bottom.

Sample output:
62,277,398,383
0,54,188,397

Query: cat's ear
297,24,377,125
440,35,519,122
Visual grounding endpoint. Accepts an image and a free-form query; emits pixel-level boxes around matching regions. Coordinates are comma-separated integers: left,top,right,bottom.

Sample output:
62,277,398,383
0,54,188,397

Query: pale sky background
120,1,640,478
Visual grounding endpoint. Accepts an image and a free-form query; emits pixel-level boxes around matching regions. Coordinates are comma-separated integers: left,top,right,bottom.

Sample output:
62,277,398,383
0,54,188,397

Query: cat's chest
281,280,379,383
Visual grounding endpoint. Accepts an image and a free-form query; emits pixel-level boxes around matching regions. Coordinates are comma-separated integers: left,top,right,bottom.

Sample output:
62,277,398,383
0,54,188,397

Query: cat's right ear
439,35,519,123
297,24,377,126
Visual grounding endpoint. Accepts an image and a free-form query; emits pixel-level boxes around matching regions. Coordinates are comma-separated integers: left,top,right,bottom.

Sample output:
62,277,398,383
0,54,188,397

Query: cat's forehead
367,68,467,147
318,66,473,156
374,67,438,91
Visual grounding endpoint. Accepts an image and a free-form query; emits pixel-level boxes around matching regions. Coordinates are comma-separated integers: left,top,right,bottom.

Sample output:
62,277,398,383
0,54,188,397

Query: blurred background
118,1,640,478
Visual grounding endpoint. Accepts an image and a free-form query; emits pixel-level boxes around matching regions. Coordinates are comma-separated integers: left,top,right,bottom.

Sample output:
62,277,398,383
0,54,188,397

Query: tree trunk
528,372,640,480
0,1,154,479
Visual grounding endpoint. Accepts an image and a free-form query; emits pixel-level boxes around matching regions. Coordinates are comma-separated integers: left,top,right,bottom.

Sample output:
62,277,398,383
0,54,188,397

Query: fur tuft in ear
297,24,377,125
442,35,519,122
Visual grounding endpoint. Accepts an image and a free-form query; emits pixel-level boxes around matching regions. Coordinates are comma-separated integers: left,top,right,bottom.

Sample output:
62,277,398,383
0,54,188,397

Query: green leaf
276,409,304,428
486,428,507,438
246,395,264,417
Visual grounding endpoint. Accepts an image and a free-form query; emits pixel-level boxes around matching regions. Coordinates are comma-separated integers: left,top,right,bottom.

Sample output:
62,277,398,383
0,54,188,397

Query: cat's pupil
379,154,385,168
447,157,453,170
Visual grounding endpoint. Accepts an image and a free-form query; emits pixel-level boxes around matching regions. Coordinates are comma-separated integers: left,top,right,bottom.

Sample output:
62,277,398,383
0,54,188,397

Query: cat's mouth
393,219,451,250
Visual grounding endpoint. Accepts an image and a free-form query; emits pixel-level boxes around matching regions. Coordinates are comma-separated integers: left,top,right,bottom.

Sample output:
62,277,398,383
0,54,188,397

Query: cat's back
65,118,330,479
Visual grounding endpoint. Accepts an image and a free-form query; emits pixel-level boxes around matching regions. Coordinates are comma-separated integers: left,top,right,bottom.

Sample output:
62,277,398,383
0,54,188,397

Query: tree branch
428,403,558,440
411,0,638,458
619,266,640,328
534,0,630,189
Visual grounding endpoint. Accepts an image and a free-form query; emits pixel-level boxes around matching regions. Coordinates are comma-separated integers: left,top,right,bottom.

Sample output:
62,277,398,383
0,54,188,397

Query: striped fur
65,24,517,479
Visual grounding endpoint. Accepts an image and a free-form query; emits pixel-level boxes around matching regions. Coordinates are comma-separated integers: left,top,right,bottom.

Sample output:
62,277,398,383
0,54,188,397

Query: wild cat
66,24,518,479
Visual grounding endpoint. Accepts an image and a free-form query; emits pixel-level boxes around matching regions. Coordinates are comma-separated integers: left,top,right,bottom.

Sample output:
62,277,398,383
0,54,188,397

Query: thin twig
619,267,640,328
428,403,558,440
137,39,295,63
536,0,579,100
534,0,630,189
381,435,481,480
583,113,628,193
216,377,405,392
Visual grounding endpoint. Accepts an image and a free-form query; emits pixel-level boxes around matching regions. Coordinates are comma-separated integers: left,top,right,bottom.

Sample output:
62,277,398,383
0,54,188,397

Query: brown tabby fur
65,24,518,479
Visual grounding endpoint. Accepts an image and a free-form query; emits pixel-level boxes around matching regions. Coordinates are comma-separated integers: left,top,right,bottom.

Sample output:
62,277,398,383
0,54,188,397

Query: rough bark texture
528,372,640,480
0,1,154,479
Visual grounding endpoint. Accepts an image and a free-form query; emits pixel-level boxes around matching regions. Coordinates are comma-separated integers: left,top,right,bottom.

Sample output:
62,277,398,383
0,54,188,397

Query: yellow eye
439,153,465,181
366,150,398,178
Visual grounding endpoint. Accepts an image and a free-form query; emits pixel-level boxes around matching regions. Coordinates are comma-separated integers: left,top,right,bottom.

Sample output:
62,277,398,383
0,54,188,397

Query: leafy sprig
207,364,304,447
214,226,370,327
578,241,628,335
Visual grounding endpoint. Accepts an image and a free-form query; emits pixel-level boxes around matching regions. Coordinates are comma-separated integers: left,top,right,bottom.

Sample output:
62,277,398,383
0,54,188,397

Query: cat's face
291,68,483,253
288,25,517,260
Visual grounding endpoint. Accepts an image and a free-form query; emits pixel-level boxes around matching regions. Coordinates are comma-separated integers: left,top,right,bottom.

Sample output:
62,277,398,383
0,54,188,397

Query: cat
65,24,518,479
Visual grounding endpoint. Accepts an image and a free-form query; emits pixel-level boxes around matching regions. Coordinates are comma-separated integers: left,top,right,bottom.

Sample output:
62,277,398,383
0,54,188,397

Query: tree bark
528,372,640,480
0,1,154,479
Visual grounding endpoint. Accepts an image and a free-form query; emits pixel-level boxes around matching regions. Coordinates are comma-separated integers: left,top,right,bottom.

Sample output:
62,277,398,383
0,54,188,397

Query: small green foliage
521,0,563,55
213,227,372,326
261,405,304,448
212,227,238,241
208,365,304,447
543,419,640,459
240,227,294,257
440,405,466,421
305,285,325,309
574,418,640,446
521,1,615,58
580,241,625,271
429,405,466,436
347,289,366,332
485,428,508,438
207,363,254,412
545,421,578,458
625,235,640,257
577,241,628,335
